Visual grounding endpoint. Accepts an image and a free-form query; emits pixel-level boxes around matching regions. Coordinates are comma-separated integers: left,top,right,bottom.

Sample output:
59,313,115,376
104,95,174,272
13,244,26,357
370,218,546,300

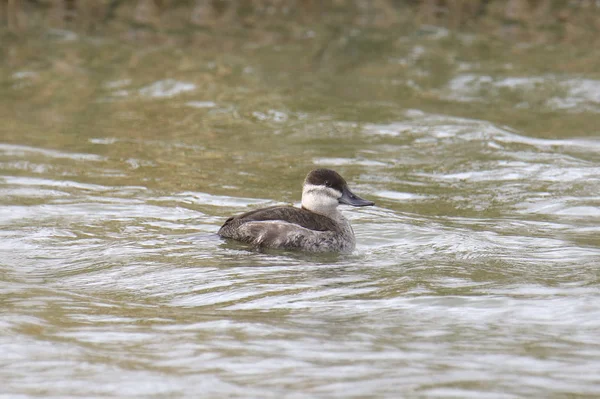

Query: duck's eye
325,180,331,187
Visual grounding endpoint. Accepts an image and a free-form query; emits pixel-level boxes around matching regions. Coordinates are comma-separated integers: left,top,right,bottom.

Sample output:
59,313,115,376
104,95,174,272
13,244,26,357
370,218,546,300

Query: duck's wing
218,206,343,251
218,206,341,238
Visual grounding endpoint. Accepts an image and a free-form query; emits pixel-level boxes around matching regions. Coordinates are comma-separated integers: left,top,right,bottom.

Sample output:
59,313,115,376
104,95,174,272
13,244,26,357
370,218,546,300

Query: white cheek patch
301,184,341,215
303,184,341,199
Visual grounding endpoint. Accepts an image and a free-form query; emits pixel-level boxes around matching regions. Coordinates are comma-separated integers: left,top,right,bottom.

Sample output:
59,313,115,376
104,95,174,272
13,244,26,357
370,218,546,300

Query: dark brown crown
304,169,347,192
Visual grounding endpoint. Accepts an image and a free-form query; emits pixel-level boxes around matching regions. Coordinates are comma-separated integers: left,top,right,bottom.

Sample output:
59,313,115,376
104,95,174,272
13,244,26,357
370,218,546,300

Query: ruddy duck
218,169,374,253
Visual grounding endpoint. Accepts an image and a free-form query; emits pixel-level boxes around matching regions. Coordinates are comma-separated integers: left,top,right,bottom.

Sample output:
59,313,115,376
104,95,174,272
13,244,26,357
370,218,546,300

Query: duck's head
301,168,374,217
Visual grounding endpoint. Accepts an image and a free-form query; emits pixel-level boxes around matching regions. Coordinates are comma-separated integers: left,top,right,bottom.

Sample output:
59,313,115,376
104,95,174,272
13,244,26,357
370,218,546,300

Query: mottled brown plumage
219,206,342,236
217,169,374,253
218,205,348,251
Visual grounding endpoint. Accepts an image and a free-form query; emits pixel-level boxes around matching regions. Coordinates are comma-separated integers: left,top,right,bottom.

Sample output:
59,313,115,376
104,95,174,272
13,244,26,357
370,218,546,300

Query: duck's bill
339,186,375,207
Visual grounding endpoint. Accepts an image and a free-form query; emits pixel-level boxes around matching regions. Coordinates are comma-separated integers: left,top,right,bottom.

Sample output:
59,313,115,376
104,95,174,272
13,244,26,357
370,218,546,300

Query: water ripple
2,110,600,397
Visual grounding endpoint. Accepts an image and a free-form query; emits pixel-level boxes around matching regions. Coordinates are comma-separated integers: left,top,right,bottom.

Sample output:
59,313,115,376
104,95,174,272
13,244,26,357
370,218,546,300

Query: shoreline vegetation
1,0,600,44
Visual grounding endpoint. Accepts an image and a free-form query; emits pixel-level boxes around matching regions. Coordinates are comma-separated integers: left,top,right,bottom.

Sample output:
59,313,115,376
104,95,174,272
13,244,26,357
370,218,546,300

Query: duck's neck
301,190,339,219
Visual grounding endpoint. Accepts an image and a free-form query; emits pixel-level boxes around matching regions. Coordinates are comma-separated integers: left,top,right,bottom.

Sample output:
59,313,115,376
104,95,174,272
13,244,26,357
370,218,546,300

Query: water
2,19,600,398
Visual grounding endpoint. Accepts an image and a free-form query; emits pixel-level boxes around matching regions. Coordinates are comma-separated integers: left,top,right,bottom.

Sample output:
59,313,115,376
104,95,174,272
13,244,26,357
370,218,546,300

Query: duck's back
218,206,351,252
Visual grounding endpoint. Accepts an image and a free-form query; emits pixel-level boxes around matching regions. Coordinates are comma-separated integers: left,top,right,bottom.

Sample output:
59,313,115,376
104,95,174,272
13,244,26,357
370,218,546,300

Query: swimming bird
218,169,374,253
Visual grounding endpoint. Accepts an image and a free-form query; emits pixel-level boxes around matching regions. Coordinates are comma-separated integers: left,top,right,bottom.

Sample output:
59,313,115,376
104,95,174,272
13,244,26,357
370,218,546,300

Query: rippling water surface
2,19,600,398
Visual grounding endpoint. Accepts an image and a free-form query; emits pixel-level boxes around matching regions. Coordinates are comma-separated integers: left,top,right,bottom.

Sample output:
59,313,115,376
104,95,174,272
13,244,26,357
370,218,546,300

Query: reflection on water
2,12,600,398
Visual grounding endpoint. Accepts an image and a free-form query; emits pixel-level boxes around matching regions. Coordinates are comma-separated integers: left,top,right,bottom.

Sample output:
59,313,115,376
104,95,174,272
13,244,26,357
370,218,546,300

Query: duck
218,168,374,253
